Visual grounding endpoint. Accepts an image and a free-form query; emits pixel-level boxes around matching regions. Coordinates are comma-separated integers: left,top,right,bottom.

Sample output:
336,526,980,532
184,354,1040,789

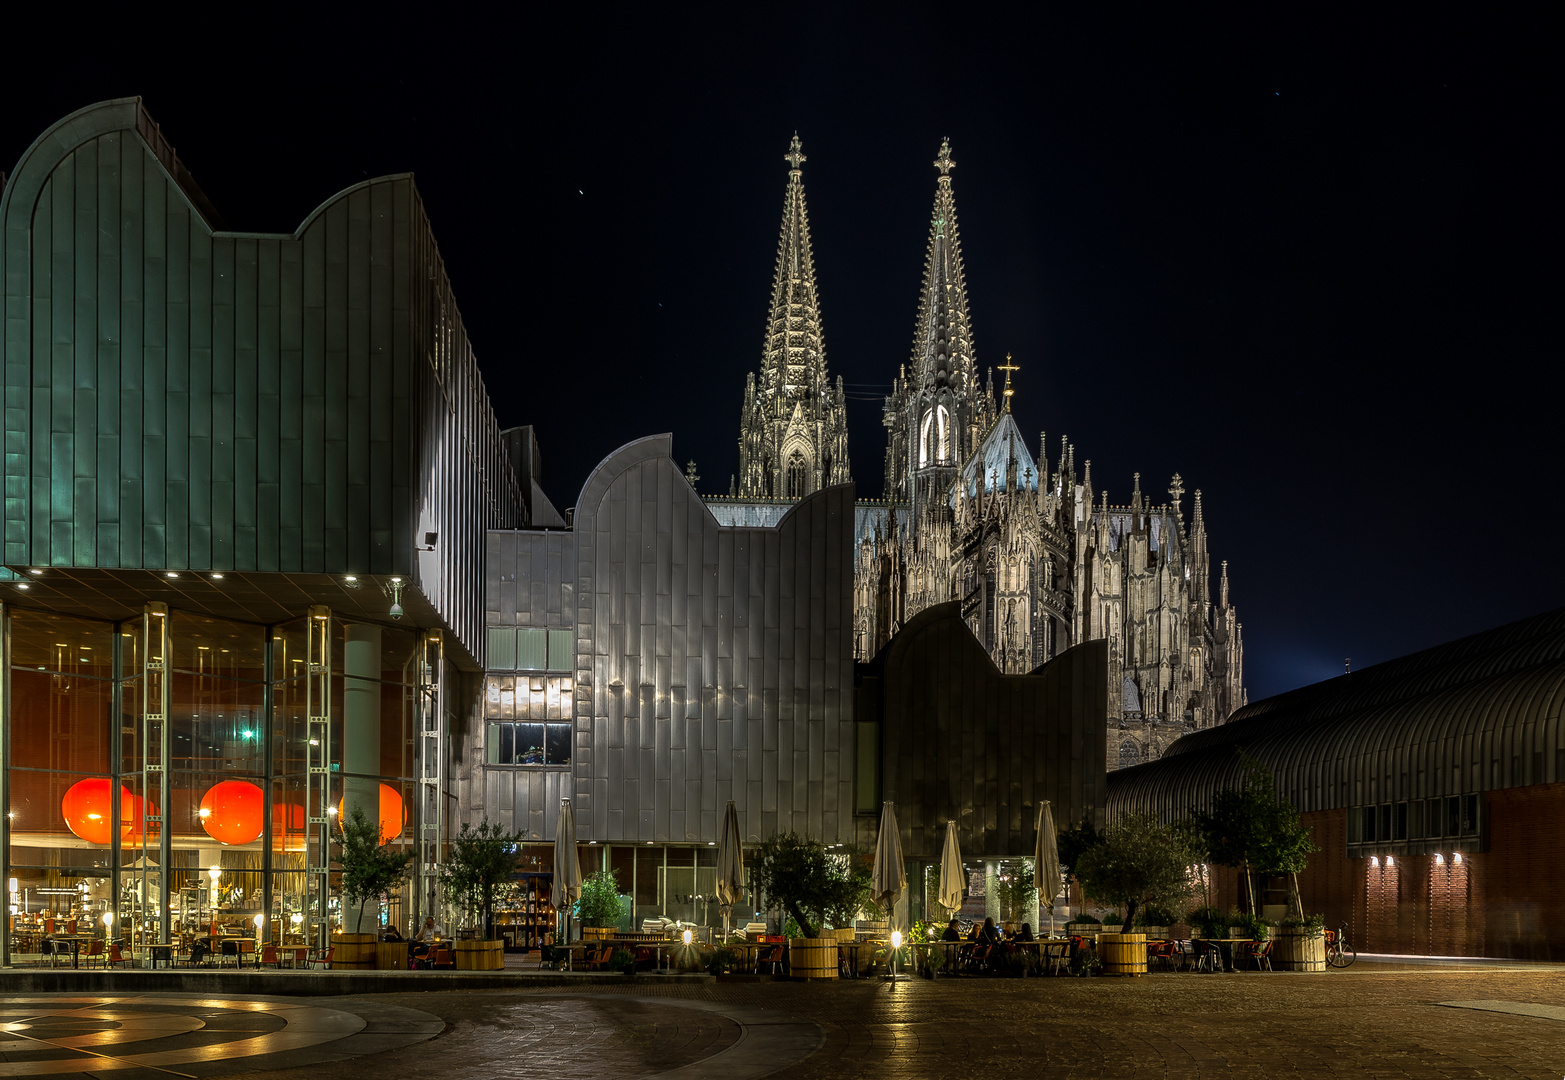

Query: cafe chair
84,940,105,968
1193,940,1221,973
259,945,282,968
964,945,992,974
1241,939,1273,971
41,939,59,968
220,940,243,968
105,944,129,968
756,944,785,976
1148,940,1179,972
430,944,455,969
307,946,335,969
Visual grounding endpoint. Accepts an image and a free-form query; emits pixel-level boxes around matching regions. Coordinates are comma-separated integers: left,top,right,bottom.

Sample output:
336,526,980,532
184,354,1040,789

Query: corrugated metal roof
1107,607,1565,820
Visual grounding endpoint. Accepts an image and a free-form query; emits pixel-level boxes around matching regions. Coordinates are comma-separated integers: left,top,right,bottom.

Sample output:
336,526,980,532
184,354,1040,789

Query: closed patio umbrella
871,802,906,927
938,821,965,917
715,801,744,940
552,799,583,942
1035,801,1063,938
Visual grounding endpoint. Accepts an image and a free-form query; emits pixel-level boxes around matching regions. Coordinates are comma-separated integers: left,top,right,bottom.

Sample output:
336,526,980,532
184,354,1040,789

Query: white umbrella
552,799,584,941
871,802,906,927
715,801,744,940
1035,801,1063,938
938,821,965,917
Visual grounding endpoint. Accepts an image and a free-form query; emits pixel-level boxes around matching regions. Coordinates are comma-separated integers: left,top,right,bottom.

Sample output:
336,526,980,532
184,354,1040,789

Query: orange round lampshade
61,778,142,845
199,780,265,845
336,784,407,845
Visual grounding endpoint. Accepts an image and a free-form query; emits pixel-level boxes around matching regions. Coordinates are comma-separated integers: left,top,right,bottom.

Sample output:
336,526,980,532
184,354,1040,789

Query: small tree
1190,755,1317,916
1073,812,1202,933
334,806,414,933
747,832,870,939
993,859,1036,924
440,819,525,939
574,868,626,929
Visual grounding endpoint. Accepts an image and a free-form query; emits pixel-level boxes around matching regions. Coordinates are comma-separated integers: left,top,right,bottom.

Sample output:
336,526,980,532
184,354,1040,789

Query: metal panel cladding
0,98,521,660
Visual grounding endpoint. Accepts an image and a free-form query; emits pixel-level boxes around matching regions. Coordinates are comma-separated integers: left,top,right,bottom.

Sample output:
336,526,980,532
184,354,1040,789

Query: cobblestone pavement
6,962,1565,1078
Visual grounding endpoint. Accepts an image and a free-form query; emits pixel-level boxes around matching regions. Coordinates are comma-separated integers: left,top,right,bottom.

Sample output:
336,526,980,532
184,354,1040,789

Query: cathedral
709,137,1246,767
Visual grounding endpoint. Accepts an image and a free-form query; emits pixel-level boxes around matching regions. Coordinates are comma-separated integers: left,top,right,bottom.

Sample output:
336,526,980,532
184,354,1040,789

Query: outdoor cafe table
48,934,93,968
718,940,776,973
1190,938,1251,972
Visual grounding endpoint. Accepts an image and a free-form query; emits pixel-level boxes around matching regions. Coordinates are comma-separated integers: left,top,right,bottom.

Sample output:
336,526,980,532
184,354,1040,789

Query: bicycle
1324,923,1357,968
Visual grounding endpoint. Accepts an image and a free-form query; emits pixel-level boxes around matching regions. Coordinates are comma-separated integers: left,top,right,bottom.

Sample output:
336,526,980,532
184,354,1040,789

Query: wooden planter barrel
788,937,838,980
1099,933,1147,977
334,933,377,970
1272,929,1326,972
582,926,614,941
454,939,504,970
376,942,407,970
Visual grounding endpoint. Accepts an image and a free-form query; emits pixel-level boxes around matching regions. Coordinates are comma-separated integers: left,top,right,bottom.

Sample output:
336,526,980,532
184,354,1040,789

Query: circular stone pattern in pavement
0,995,444,1077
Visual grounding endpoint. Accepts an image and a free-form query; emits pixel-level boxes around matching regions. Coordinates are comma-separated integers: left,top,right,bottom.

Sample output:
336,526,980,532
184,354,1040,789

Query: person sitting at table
940,918,962,942
414,915,445,942
965,921,981,943
382,925,404,942
1014,923,1035,942
977,917,1001,946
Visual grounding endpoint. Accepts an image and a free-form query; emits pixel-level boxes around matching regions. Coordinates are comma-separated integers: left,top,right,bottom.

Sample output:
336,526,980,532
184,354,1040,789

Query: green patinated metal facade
0,97,520,658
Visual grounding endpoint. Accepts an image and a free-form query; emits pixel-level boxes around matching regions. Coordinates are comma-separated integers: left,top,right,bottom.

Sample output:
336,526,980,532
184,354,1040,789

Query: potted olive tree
440,819,525,970
1073,812,1203,975
748,832,871,981
333,806,413,970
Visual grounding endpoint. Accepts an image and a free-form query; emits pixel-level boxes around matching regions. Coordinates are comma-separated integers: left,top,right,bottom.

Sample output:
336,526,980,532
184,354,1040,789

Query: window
1118,740,1140,770
487,721,571,766
917,404,951,468
493,628,574,673
786,451,806,498
1426,797,1443,837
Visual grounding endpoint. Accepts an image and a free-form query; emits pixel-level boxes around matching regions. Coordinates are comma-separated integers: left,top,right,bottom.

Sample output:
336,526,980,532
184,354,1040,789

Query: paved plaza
3,961,1565,1078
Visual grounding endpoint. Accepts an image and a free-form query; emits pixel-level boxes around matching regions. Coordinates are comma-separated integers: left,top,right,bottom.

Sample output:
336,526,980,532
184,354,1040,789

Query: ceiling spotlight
211,573,224,580
16,583,29,590
165,572,179,579
28,568,42,575
345,575,357,582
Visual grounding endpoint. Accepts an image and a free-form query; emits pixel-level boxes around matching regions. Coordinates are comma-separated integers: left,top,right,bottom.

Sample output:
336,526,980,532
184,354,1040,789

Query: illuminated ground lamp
60,778,143,845
334,784,407,845
888,929,904,981
199,780,265,845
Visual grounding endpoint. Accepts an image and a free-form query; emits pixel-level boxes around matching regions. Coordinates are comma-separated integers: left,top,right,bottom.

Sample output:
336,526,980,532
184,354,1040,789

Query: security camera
390,602,404,621
388,579,406,621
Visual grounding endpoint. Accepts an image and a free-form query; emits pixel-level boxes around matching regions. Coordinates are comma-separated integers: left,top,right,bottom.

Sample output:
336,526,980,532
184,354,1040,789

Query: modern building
0,102,1111,957
0,97,523,960
715,138,1246,768
1107,607,1565,959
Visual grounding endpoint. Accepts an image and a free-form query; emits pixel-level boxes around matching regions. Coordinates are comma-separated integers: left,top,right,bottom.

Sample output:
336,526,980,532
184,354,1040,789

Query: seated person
940,918,962,942
414,915,446,942
965,922,981,942
382,925,404,942
188,938,211,965
977,917,1002,945
1014,923,1035,942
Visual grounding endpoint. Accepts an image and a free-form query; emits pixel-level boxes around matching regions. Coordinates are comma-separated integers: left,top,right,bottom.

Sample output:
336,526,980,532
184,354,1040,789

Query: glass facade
2,603,439,962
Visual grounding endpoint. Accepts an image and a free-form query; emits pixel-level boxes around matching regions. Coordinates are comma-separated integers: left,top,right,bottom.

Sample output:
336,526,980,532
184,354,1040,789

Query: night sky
1,9,1556,702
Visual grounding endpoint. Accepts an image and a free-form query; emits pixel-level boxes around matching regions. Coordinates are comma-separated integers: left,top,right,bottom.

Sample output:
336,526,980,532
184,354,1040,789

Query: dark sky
1,8,1557,702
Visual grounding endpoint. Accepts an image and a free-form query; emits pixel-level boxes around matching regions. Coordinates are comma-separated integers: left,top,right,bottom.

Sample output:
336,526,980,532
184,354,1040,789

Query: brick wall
1196,784,1565,959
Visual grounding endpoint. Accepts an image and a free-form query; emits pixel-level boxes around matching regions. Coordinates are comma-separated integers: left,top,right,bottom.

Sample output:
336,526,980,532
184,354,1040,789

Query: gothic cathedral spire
736,135,851,500
882,138,991,505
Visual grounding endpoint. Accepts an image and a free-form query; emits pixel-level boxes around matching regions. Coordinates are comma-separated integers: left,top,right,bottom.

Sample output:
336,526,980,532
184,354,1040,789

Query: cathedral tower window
786,451,807,498
918,404,950,468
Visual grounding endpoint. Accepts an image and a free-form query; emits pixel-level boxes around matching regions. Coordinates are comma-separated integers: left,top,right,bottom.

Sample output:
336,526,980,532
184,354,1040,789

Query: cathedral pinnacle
785,133,806,172
998,354,1018,412
933,138,956,178
1168,473,1184,515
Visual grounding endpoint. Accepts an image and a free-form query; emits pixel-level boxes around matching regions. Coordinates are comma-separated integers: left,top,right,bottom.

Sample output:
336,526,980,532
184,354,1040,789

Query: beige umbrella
871,802,906,927
1035,801,1064,937
715,801,744,940
938,821,965,917
552,799,584,941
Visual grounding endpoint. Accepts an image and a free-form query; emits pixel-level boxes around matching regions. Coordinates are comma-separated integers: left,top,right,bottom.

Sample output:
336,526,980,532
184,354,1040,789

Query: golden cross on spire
933,138,956,176
785,134,806,171
998,353,1019,411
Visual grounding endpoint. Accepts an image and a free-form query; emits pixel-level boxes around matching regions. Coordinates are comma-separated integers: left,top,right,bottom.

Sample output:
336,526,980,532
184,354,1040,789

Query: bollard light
682,929,693,946
891,930,902,949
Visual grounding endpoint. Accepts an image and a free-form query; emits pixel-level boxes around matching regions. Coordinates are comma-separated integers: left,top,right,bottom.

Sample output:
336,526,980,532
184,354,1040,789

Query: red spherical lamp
335,783,407,845
199,780,265,845
61,778,142,845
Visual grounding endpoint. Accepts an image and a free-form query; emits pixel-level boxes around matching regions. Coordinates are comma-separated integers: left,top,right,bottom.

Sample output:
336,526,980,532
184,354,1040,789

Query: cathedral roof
957,411,1039,497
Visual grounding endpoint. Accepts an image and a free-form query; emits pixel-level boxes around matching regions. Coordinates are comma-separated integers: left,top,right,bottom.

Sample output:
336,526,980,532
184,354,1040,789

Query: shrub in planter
708,947,739,976
608,947,636,975
1186,906,1226,939
574,869,627,932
